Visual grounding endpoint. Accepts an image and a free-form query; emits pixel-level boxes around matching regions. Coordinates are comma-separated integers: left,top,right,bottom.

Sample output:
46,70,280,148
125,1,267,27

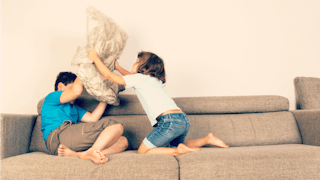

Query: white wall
1,0,320,114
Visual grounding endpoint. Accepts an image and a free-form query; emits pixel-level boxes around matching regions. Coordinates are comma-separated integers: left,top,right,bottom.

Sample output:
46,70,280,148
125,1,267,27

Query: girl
87,48,229,156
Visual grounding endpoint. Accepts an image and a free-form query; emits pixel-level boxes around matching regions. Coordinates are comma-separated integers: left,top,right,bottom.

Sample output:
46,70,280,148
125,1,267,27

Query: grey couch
1,93,320,180
294,76,320,110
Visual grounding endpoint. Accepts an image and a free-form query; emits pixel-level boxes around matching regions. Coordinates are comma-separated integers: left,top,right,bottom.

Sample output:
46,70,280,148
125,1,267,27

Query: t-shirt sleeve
123,74,140,89
77,105,88,122
45,91,63,105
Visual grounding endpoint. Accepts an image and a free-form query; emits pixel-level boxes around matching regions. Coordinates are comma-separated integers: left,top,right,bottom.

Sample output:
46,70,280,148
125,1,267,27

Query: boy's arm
80,102,107,123
59,77,83,104
87,48,126,85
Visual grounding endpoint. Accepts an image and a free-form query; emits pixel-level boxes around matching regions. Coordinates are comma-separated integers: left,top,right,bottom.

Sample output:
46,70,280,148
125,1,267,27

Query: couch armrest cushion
294,76,320,109
1,114,37,159
291,110,320,146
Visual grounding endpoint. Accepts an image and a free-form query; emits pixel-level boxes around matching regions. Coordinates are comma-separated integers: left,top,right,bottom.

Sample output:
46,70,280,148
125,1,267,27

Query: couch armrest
1,114,37,159
291,110,320,146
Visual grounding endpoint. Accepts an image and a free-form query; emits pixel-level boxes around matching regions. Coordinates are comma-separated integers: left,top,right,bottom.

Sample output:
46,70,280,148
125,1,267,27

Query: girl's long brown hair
137,51,166,84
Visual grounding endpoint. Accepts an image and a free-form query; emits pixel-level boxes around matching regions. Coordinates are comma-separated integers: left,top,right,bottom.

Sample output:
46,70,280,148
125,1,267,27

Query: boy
41,72,128,164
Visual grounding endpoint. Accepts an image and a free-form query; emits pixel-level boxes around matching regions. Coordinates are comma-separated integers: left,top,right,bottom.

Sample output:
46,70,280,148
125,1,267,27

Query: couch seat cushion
1,151,179,180
176,144,320,180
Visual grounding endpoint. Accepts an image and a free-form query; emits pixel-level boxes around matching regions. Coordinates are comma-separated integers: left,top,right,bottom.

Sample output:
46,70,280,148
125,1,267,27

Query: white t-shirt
123,73,181,126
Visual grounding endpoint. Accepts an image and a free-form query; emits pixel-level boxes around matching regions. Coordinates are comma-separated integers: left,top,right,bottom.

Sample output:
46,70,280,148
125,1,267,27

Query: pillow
294,76,320,109
71,6,127,105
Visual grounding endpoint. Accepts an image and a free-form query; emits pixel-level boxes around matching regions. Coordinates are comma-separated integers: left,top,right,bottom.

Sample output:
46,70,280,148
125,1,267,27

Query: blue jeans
143,112,190,149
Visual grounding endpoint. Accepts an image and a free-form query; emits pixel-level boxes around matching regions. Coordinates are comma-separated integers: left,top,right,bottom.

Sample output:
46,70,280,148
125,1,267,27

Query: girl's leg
184,133,229,148
137,142,199,156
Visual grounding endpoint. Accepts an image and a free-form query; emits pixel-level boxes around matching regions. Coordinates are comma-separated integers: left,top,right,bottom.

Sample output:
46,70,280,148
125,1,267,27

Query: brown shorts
46,118,120,155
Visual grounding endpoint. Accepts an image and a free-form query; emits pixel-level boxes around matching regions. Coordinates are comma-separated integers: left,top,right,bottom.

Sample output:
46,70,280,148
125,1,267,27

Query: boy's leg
58,118,125,151
88,123,124,151
78,123,127,164
58,119,127,164
101,136,128,155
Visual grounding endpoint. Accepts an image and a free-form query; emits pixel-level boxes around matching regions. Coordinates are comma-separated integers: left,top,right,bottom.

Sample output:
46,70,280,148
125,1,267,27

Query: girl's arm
87,48,126,85
115,61,131,76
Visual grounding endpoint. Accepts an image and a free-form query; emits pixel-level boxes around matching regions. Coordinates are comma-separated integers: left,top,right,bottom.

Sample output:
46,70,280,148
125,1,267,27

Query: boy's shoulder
43,91,63,104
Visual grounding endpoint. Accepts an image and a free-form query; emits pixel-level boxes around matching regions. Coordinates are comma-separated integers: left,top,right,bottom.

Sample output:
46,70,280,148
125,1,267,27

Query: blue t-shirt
40,91,87,146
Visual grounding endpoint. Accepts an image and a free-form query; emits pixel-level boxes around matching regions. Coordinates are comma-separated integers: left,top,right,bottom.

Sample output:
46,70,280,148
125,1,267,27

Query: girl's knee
137,142,150,154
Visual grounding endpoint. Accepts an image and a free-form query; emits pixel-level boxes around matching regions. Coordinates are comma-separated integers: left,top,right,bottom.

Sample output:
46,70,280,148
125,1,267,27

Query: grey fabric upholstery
29,116,50,154
2,95,320,180
176,145,320,180
174,95,289,114
38,94,289,115
292,109,320,146
185,112,302,147
294,76,320,109
34,94,296,151
1,151,179,180
111,116,154,150
1,114,37,159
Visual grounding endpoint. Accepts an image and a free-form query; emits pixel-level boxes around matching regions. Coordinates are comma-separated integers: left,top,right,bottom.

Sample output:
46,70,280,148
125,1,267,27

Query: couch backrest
33,92,301,151
186,112,302,147
37,91,289,115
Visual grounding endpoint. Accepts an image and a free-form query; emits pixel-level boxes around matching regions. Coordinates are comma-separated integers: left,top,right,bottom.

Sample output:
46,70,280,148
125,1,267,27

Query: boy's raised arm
81,102,107,123
87,48,126,85
60,77,83,104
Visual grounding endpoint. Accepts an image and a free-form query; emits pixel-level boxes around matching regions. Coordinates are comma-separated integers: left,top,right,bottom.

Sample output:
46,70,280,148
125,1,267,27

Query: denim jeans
143,112,190,149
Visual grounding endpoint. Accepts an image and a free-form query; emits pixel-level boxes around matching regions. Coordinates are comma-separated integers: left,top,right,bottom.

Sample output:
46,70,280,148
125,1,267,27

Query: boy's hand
87,48,99,63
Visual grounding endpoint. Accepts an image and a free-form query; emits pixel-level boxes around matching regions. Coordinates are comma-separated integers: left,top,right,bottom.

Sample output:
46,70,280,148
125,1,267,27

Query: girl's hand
115,61,120,71
87,48,99,63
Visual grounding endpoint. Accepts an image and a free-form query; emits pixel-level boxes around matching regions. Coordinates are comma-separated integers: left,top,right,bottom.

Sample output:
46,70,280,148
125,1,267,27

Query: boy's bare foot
58,144,79,157
176,143,200,156
206,133,229,148
79,149,108,164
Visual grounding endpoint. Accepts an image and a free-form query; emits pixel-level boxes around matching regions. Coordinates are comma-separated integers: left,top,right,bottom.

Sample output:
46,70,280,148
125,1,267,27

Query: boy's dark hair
54,72,77,91
137,51,166,84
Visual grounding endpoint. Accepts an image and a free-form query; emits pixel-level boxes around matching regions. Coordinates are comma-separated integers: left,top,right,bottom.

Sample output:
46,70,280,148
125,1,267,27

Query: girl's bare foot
79,149,108,164
176,143,200,156
206,133,229,148
58,144,79,157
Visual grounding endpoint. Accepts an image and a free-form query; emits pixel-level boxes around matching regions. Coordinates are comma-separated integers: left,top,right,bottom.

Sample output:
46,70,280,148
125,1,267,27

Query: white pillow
71,6,127,105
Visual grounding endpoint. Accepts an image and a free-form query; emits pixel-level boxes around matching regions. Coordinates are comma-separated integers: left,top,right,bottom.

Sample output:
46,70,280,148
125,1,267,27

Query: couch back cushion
294,76,320,109
92,111,302,149
185,111,302,147
38,94,289,115
33,94,294,151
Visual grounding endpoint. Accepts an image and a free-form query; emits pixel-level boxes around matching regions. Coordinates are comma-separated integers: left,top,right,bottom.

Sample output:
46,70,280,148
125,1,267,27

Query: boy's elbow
73,85,83,97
